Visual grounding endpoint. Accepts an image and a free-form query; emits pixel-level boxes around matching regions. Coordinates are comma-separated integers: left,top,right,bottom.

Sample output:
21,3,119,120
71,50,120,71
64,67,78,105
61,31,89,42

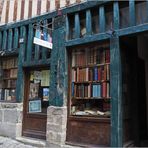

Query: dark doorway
121,35,148,147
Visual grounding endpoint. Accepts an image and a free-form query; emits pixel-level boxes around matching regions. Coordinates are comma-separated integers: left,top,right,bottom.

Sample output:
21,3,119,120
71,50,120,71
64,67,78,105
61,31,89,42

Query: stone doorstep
16,137,46,147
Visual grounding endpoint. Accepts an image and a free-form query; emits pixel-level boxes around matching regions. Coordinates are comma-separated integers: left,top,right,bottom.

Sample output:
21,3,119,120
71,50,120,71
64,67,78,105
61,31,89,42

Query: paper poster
43,88,49,101
41,70,50,86
29,100,41,113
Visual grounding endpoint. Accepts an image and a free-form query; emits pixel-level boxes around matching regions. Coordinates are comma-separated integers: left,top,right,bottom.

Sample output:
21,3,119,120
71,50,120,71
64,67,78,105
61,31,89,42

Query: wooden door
22,68,50,139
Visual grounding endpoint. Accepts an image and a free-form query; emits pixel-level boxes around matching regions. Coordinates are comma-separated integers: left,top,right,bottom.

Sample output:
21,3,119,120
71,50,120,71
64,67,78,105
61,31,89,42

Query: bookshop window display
0,57,18,102
28,69,50,114
67,42,111,146
70,45,110,117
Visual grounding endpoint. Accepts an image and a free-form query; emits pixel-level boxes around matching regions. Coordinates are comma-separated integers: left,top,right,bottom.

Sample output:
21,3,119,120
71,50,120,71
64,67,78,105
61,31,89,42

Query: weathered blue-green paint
74,13,80,38
7,29,13,51
110,33,122,147
99,6,105,33
26,24,33,63
113,1,119,30
34,22,40,62
66,15,69,40
2,30,7,50
0,31,2,49
16,26,26,102
129,0,136,26
13,28,19,49
49,16,66,107
86,9,92,35
42,20,48,61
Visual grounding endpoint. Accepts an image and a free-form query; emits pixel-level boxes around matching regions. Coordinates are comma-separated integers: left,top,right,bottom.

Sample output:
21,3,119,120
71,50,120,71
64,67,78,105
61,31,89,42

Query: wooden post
16,26,26,102
13,28,19,49
110,1,122,147
26,24,33,63
7,29,13,51
86,9,92,36
110,34,122,147
99,6,105,33
0,32,2,49
66,15,69,40
129,0,136,26
2,30,7,50
74,13,80,38
49,15,67,106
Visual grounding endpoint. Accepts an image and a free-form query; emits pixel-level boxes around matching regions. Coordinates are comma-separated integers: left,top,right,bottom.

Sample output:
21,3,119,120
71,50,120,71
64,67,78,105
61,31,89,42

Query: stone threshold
16,137,46,147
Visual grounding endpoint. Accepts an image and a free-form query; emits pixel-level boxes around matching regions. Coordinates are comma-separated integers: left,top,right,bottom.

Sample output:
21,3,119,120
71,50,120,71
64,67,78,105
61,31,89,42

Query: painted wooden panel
2,30,7,50
0,31,2,50
113,1,119,30
13,28,19,49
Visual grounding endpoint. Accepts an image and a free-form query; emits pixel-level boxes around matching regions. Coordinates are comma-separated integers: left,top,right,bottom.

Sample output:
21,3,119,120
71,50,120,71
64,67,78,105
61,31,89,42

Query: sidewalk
0,136,37,148
0,136,81,148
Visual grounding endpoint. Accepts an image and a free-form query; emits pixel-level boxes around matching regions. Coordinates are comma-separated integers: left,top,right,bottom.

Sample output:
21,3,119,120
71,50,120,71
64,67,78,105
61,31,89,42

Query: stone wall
0,102,23,138
46,106,67,146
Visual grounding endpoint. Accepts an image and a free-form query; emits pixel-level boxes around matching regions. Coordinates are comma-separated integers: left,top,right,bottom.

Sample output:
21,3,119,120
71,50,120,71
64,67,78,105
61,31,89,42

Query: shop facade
0,0,148,147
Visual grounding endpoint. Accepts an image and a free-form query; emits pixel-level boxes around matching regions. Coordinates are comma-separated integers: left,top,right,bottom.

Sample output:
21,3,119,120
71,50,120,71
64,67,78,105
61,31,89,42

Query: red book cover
102,82,107,98
105,49,110,63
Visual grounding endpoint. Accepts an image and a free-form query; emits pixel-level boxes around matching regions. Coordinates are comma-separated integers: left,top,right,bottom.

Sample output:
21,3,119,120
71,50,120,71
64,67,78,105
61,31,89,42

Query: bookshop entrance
121,34,148,147
22,67,50,139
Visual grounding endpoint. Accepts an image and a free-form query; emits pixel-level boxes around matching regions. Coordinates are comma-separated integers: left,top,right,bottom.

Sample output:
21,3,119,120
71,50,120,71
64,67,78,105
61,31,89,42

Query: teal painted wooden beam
13,28,19,49
42,20,48,61
26,24,33,63
34,22,40,61
110,33,122,147
2,30,7,50
66,15,69,40
99,6,105,33
7,29,13,51
74,13,80,38
16,26,26,102
113,1,119,30
86,9,92,35
0,31,2,49
129,0,136,26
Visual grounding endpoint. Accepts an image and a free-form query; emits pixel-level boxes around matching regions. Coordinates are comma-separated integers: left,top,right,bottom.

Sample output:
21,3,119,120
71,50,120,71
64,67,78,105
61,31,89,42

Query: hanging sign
29,99,41,113
33,29,53,49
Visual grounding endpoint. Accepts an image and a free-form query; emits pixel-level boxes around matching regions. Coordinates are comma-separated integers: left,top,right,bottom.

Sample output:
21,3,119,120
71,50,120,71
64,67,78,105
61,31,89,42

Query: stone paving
0,136,37,148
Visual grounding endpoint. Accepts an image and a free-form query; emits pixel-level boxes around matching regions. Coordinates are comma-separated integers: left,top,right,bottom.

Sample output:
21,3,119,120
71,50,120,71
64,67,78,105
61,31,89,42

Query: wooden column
99,6,105,33
7,29,13,51
129,0,136,26
74,13,80,38
49,15,67,106
111,1,122,147
86,9,92,35
2,30,7,50
0,32,2,49
66,15,69,40
13,28,19,49
16,26,26,102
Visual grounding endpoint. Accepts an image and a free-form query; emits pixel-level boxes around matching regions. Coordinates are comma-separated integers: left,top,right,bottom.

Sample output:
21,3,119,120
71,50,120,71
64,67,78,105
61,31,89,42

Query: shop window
27,69,50,114
0,57,18,102
92,9,99,34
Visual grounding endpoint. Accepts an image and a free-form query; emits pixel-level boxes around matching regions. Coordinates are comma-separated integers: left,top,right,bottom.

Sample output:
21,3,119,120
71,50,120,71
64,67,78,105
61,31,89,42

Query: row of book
2,58,18,69
72,65,110,82
72,82,110,98
3,80,16,88
72,48,110,67
0,89,16,101
3,69,18,79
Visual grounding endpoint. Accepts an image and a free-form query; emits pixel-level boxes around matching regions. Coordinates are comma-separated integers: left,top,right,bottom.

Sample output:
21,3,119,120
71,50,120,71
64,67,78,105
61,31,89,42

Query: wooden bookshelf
67,43,111,146
0,57,18,102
